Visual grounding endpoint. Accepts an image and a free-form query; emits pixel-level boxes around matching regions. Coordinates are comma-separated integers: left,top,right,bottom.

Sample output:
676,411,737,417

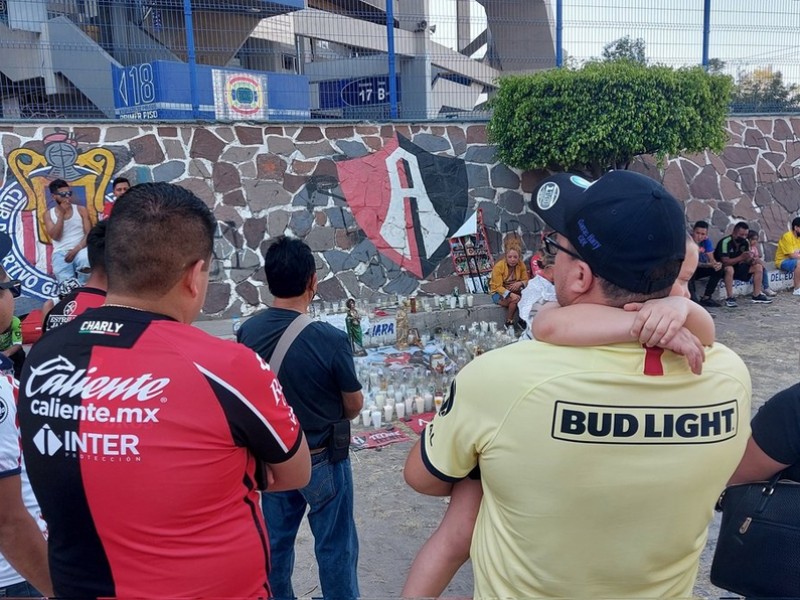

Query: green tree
732,67,800,113
706,58,726,74
487,61,733,177
601,36,647,64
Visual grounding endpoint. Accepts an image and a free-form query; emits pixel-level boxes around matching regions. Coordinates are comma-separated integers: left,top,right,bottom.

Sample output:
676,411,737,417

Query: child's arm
625,296,714,347
533,297,713,347
402,478,482,598
532,298,712,374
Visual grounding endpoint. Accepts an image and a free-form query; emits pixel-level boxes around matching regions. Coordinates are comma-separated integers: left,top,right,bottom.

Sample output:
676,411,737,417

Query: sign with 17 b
341,76,399,107
319,75,401,110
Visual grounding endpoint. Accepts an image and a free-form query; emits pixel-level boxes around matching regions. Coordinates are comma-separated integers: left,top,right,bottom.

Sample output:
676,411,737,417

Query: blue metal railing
0,0,798,122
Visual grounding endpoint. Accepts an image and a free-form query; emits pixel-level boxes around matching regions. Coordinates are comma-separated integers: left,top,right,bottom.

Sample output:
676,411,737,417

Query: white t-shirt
517,275,557,340
49,207,84,253
0,375,47,587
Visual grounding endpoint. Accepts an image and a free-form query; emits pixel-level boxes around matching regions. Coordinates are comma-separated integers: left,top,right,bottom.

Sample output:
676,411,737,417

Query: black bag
710,473,800,597
328,419,351,463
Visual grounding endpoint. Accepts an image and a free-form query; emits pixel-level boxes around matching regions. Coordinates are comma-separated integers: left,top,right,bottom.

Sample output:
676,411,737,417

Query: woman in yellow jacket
489,246,529,329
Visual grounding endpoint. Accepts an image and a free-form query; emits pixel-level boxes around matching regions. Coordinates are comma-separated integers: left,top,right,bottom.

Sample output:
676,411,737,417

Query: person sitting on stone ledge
714,221,773,307
775,216,800,296
489,237,529,332
746,230,777,298
688,220,724,308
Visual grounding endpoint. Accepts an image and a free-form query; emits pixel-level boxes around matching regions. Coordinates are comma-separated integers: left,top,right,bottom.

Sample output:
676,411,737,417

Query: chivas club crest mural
0,130,115,299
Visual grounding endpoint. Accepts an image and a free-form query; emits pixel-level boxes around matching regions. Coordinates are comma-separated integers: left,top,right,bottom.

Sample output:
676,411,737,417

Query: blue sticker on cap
569,175,592,189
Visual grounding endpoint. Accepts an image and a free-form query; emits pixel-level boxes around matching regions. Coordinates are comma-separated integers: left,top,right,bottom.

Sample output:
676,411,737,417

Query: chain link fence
0,0,798,122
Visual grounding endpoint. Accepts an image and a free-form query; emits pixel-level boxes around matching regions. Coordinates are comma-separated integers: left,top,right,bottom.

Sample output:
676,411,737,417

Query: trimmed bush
487,61,733,177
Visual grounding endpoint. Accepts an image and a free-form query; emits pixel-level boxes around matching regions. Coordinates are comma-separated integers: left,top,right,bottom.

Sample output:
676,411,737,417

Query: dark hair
264,236,315,298
598,260,682,307
105,183,216,297
86,220,107,273
48,179,69,194
733,221,749,232
112,177,130,188
746,230,759,240
693,220,709,230
792,217,800,229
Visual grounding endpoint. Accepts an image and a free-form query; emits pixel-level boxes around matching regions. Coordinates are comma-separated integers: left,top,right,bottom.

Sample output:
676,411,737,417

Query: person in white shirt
43,179,91,285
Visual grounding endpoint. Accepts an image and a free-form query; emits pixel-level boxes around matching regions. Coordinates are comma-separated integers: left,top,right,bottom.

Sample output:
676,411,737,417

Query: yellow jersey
422,340,751,598
775,230,800,267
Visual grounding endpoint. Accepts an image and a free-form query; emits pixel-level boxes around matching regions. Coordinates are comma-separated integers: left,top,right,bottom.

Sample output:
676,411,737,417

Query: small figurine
395,300,410,350
407,327,423,348
345,298,367,357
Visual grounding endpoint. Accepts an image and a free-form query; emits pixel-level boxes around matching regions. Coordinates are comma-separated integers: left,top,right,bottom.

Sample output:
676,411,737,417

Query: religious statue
345,298,367,357
395,300,410,350
407,327,423,348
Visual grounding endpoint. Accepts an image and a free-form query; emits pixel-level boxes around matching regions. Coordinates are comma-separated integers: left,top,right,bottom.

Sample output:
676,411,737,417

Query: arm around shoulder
533,303,636,346
683,302,715,346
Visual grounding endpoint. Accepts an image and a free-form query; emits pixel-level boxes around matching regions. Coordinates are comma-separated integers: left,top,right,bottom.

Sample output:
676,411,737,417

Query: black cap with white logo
532,171,686,294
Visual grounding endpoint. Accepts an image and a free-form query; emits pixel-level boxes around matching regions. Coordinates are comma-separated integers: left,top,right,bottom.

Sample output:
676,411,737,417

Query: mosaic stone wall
0,117,798,317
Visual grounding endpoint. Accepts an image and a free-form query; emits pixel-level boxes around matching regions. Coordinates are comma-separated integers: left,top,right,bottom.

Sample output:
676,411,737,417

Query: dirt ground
211,292,800,599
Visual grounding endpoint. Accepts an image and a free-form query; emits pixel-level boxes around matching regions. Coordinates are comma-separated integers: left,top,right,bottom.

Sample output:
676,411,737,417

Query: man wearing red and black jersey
42,221,107,333
17,183,311,599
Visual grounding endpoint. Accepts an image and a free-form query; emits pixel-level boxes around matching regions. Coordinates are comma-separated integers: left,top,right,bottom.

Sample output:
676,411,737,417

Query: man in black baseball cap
532,170,686,303
404,169,752,598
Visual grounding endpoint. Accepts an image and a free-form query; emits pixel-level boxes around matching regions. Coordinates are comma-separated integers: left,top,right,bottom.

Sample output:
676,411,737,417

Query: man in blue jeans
238,236,363,600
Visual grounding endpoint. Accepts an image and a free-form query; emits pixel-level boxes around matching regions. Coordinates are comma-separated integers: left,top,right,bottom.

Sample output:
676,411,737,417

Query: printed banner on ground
350,428,410,450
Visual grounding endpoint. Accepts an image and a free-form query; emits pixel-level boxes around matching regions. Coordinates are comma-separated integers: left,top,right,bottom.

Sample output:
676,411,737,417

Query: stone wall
0,117,798,317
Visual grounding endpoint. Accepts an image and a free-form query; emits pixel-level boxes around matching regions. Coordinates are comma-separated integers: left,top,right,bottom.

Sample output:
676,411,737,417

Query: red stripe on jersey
643,346,665,376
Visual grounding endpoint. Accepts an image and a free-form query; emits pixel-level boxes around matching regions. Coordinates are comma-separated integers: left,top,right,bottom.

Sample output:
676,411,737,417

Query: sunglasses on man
55,191,73,198
0,280,22,298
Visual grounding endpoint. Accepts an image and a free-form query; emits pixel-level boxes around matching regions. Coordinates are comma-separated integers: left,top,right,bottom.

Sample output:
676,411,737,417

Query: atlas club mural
335,135,469,279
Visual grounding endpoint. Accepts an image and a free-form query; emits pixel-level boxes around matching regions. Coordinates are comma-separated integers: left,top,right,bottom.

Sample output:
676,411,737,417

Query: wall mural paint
0,130,115,299
211,219,261,284
336,135,469,279
0,119,798,316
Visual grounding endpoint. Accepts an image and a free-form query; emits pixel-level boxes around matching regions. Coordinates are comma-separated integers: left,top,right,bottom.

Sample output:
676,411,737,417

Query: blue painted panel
205,0,305,11
319,76,401,110
112,60,310,120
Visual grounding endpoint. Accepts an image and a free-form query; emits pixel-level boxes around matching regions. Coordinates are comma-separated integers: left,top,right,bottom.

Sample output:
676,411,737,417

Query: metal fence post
702,0,711,68
183,0,200,119
386,0,398,119
556,0,563,67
